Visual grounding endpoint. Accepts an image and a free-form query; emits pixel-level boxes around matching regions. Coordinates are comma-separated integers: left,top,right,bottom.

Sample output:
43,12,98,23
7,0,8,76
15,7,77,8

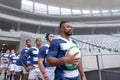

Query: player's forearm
7,59,10,68
20,55,29,66
38,59,46,74
1,59,3,64
77,60,86,78
47,56,66,66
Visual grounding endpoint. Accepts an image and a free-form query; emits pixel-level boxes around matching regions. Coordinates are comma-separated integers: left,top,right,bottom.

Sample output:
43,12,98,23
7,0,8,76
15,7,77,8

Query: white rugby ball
65,46,81,70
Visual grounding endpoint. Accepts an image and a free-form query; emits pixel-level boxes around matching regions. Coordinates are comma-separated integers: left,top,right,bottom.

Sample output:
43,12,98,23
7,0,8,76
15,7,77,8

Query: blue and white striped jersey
38,44,49,67
47,37,80,80
16,47,31,66
1,53,10,64
9,53,20,64
23,47,40,67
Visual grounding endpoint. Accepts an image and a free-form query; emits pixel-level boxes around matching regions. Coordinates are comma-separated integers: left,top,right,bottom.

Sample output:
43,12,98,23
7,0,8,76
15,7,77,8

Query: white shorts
1,63,8,68
29,67,43,79
14,65,23,72
9,64,16,71
45,67,56,80
22,67,29,74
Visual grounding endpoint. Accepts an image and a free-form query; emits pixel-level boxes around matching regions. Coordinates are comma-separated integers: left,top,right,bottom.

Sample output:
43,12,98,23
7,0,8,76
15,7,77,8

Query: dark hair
45,32,53,40
35,38,42,43
26,39,31,43
59,21,68,28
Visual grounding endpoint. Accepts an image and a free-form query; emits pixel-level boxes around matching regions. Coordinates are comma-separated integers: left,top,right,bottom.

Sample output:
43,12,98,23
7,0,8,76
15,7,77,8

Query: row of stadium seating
0,30,120,54
73,35,120,54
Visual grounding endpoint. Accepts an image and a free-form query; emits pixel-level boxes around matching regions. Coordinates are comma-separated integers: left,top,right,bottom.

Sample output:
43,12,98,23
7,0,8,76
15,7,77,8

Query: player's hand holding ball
64,46,81,69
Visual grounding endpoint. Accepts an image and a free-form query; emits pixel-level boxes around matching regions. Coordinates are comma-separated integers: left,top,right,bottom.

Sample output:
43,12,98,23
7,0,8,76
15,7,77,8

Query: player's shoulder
52,37,67,43
1,53,5,56
27,47,35,50
1,53,4,55
29,47,34,49
22,47,28,51
71,39,77,44
42,44,49,48
40,44,48,51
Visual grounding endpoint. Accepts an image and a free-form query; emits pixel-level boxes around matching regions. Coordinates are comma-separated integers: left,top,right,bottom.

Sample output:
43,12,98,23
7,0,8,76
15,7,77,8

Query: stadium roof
29,0,120,9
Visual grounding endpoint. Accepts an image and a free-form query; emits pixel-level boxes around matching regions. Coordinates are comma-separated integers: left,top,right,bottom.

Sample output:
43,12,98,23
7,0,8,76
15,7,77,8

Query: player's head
11,49,15,54
35,38,42,47
45,32,54,42
16,51,19,56
26,39,32,47
59,21,73,36
6,49,10,54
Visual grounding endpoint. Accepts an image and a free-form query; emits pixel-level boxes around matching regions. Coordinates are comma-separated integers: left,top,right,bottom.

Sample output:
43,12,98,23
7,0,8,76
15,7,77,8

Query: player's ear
61,27,65,33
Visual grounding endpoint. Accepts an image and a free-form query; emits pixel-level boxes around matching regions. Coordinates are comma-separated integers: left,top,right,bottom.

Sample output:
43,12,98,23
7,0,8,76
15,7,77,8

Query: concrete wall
0,0,21,9
82,54,120,71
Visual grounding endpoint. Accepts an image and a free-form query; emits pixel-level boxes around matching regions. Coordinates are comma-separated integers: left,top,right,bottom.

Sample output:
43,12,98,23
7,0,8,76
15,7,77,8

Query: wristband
44,76,48,79
42,71,46,75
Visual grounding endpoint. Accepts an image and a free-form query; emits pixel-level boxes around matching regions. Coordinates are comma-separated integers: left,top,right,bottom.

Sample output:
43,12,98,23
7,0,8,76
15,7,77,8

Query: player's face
11,50,15,54
36,39,42,47
48,34,54,42
6,49,10,54
26,40,32,47
62,23,73,36
16,51,19,56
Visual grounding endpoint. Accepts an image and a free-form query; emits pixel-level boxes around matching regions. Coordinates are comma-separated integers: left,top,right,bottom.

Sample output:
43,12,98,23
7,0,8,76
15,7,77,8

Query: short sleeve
20,48,32,66
38,47,46,58
47,39,59,57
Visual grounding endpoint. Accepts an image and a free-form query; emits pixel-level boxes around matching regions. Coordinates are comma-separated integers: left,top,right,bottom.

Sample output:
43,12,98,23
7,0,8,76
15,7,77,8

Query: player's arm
22,49,34,70
38,58,50,80
1,57,3,64
20,49,27,67
1,54,4,64
20,49,32,71
20,50,32,71
38,47,50,80
7,55,11,68
47,52,80,66
0,54,1,65
46,40,65,66
47,40,80,66
77,58,87,80
38,58,45,74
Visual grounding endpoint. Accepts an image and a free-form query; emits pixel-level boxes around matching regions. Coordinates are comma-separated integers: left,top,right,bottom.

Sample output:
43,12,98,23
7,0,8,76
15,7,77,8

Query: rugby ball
65,46,81,70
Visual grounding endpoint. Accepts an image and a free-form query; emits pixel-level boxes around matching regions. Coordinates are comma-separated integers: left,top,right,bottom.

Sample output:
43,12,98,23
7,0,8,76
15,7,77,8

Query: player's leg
23,73,29,80
9,64,13,80
0,65,3,75
11,66,16,80
12,64,16,80
46,68,55,80
1,64,6,80
4,71,7,80
6,68,10,80
14,65,23,80
4,64,9,80
28,69,36,80
15,72,22,80
22,67,29,80
9,64,16,80
36,68,43,80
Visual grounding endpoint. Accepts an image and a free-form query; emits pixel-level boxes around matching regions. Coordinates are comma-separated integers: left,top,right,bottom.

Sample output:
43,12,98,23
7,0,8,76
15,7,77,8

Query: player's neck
27,46,31,48
46,41,50,45
61,34,70,41
36,45,41,48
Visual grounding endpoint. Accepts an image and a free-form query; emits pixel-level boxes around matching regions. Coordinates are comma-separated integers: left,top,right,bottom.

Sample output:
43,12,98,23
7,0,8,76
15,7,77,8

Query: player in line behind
38,32,56,80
